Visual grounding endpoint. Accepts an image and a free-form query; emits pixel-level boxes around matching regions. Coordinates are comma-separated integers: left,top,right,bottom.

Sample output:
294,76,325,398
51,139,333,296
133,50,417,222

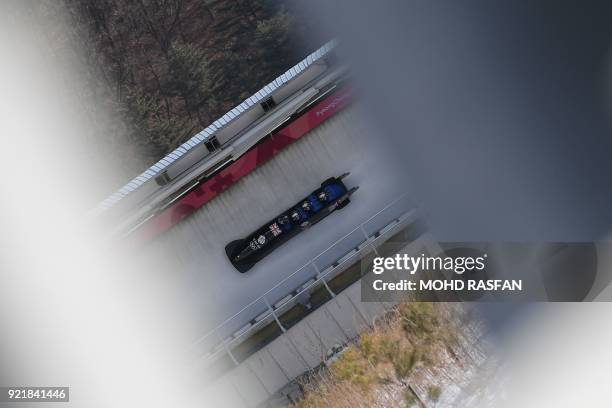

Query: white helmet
290,210,301,222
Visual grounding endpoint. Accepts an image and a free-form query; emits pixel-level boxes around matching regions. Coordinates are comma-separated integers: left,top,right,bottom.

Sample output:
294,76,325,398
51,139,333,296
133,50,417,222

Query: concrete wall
201,238,444,407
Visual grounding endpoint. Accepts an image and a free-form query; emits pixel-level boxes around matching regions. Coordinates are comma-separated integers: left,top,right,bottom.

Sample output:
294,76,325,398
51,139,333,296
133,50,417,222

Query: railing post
215,330,239,366
264,297,286,333
360,224,380,256
313,262,335,298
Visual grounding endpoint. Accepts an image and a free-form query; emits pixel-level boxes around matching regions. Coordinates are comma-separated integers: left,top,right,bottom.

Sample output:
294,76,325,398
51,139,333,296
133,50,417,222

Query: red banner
134,86,355,243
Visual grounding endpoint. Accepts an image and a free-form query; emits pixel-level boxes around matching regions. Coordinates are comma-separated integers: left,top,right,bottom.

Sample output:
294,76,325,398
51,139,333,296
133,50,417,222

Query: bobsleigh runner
225,173,359,272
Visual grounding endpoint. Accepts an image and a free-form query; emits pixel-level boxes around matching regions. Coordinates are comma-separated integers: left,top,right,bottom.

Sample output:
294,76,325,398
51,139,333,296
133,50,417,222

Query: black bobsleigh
225,173,358,272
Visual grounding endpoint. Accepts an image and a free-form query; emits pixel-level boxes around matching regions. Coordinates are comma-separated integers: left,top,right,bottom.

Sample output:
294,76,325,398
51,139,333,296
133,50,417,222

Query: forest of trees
32,0,325,198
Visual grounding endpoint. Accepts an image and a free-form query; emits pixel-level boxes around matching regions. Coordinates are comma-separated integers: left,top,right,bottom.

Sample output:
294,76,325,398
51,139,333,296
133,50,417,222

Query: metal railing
193,193,417,365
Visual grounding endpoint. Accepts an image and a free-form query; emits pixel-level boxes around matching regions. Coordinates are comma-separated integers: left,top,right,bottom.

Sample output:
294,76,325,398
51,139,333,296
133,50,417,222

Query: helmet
278,215,289,225
290,210,301,222
301,201,312,212
317,191,328,202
